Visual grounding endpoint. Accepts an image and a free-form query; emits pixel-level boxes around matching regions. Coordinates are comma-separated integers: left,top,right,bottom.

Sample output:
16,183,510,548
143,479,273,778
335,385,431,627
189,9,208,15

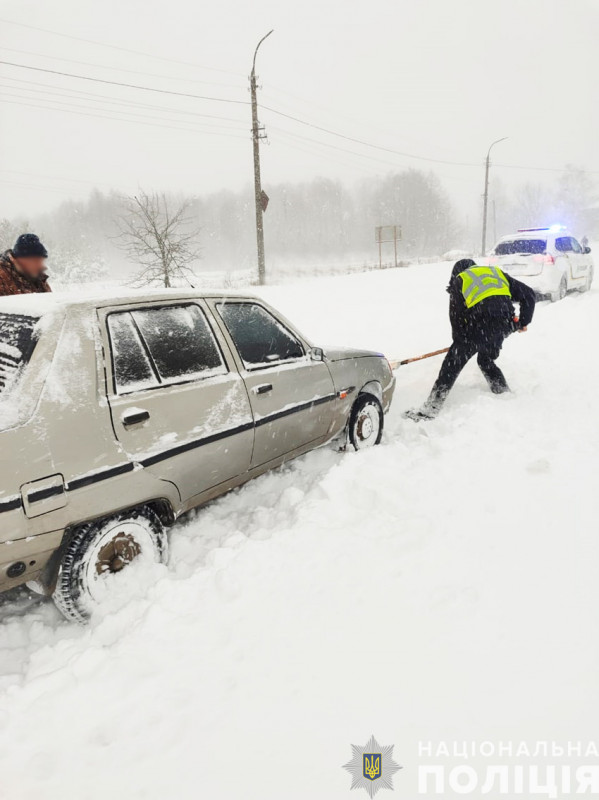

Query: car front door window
569,237,583,254
216,302,304,369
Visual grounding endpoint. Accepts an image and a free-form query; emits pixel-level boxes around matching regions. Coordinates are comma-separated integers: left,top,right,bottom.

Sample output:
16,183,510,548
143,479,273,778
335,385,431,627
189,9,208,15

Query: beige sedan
0,290,395,620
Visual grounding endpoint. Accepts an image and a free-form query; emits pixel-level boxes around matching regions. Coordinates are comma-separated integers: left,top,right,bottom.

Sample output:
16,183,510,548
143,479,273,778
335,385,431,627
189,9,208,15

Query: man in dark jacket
0,234,51,297
406,258,536,420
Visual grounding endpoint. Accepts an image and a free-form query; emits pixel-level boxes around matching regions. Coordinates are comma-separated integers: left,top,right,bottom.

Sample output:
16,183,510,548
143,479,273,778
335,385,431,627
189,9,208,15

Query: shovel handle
388,347,450,370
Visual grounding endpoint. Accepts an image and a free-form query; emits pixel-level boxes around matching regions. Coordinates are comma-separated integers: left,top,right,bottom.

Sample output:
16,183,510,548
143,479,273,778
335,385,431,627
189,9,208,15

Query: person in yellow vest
406,258,536,421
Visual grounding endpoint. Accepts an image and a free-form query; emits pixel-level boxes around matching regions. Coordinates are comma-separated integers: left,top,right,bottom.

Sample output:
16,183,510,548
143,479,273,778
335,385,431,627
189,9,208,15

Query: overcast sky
0,0,597,223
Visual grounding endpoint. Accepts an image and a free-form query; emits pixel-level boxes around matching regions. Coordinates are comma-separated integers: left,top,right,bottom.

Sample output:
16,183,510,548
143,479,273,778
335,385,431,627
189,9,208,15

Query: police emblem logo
343,735,401,798
363,753,382,781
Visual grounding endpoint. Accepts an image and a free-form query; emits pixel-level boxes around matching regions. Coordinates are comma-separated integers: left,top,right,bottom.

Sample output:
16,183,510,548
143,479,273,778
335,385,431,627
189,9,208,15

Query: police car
489,226,593,302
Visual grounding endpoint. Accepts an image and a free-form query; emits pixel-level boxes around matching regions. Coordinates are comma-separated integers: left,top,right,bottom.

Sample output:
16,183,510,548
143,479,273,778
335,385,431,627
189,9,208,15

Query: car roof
498,227,571,241
0,287,259,317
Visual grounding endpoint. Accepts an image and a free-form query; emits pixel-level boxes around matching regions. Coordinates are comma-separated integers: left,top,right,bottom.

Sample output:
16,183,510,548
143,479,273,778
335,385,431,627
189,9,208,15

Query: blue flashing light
549,224,566,232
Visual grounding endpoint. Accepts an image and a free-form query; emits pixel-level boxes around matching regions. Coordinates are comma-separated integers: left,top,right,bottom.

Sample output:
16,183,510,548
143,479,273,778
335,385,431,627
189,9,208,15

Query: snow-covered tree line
0,165,595,284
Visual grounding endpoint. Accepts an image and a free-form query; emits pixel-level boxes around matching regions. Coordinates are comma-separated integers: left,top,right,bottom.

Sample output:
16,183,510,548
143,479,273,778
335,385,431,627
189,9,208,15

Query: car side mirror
310,347,324,362
584,246,591,254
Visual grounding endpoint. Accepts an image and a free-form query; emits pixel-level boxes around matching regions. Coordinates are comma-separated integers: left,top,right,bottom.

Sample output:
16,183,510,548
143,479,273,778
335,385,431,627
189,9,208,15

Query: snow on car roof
0,293,67,318
0,286,255,316
498,226,571,241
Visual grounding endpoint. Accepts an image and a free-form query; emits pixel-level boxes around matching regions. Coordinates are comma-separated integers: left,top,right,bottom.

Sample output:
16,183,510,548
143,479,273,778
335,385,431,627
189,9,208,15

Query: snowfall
0,261,597,800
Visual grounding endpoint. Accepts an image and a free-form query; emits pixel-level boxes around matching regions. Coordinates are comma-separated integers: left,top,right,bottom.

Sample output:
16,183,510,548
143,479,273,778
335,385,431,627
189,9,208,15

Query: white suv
489,227,593,302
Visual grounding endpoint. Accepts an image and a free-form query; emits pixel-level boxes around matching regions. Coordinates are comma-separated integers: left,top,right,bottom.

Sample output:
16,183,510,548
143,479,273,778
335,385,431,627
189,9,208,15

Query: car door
568,237,590,281
102,301,254,503
555,236,586,285
211,300,336,468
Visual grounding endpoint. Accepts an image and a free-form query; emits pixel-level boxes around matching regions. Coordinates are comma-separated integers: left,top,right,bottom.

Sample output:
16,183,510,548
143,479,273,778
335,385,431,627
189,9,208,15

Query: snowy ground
0,262,597,799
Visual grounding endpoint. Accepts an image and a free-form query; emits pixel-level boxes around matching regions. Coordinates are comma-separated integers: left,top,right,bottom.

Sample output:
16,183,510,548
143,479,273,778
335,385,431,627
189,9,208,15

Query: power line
263,104,480,168
273,128,478,185
0,60,249,106
273,126,436,170
0,59,482,169
1,58,596,177
0,46,242,89
0,80,248,129
0,90,246,133
0,17,245,77
0,169,115,187
0,178,83,195
274,135,377,176
0,97,249,139
263,105,599,175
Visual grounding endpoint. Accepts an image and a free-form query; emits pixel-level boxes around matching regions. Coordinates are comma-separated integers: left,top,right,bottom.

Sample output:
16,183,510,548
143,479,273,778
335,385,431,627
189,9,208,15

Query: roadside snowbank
0,263,597,799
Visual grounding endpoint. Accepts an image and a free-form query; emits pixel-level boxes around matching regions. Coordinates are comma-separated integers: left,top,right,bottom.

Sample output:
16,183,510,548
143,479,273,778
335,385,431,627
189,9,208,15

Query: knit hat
13,233,48,259
447,258,476,293
451,258,476,280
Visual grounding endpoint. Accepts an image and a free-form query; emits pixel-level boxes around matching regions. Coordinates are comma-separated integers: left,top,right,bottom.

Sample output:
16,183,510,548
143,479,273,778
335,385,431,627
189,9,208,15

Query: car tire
550,274,567,302
53,507,168,623
348,394,384,451
582,266,594,292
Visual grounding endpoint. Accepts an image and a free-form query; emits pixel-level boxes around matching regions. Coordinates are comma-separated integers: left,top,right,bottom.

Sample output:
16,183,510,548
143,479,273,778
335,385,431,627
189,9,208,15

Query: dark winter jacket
0,250,51,297
448,267,536,343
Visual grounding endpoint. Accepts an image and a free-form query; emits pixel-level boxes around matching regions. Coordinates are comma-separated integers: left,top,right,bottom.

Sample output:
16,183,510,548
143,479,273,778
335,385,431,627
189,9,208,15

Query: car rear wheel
53,507,168,622
551,274,567,302
348,394,383,451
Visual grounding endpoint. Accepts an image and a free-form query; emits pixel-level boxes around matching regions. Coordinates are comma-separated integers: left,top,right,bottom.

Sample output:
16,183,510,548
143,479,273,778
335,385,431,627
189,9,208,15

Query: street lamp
250,30,273,285
481,136,507,257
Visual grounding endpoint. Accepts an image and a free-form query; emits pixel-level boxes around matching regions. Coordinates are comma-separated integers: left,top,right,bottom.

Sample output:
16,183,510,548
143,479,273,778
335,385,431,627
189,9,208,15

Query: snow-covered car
489,227,593,302
0,290,395,620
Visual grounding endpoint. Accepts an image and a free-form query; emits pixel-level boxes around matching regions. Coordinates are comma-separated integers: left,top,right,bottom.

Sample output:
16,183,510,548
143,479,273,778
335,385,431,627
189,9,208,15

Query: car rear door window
217,302,304,368
108,312,157,393
132,305,226,383
555,237,573,253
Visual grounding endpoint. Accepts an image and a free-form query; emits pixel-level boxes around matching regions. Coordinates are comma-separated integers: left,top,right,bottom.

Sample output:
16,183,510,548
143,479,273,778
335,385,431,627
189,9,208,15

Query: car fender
359,379,383,403
37,494,178,595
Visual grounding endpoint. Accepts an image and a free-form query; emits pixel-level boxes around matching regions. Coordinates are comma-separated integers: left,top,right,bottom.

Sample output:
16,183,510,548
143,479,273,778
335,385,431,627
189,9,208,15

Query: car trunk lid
491,238,548,277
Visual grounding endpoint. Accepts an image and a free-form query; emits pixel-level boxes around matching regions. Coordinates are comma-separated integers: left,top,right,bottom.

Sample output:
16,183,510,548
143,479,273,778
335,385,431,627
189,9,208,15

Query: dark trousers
425,334,509,412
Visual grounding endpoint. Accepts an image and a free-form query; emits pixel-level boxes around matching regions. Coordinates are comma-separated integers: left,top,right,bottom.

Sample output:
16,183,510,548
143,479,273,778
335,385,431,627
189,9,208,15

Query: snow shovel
388,347,449,371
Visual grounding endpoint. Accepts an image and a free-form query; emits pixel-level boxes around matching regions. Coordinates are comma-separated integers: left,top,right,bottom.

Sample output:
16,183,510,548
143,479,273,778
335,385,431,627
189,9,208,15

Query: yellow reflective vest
459,266,512,309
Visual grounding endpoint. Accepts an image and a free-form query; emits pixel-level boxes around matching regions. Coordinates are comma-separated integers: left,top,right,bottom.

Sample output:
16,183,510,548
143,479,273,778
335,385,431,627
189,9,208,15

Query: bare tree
512,182,548,228
117,191,201,287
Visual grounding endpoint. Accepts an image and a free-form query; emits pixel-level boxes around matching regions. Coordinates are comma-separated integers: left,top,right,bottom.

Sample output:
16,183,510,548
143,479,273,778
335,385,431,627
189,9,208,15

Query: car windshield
0,312,39,398
494,239,547,256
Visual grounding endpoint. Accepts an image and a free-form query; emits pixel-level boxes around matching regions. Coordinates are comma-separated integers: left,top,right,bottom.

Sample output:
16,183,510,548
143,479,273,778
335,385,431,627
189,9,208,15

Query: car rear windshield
494,239,546,256
0,313,39,397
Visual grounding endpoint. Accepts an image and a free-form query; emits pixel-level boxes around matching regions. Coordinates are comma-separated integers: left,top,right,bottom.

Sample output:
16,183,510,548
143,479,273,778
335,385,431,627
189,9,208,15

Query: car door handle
122,409,150,426
252,383,273,395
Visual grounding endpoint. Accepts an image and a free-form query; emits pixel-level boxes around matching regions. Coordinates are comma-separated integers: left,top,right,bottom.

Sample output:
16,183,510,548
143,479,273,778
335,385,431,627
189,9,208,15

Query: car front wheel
53,507,168,622
348,394,384,451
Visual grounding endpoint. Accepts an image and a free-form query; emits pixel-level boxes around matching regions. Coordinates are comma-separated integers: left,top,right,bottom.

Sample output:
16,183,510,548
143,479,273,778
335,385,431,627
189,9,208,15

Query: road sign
375,225,402,268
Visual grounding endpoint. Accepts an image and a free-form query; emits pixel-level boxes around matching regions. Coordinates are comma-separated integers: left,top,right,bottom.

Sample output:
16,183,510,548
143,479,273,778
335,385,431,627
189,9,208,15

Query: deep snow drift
0,262,597,799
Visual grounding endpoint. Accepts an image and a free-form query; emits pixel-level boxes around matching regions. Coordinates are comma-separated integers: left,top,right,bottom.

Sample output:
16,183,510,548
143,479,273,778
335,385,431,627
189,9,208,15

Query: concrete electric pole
481,136,507,257
250,30,273,285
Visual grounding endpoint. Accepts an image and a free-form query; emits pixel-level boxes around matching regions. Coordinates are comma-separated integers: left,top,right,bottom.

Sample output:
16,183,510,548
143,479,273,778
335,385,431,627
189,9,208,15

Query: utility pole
492,199,497,243
481,137,507,257
250,30,273,285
